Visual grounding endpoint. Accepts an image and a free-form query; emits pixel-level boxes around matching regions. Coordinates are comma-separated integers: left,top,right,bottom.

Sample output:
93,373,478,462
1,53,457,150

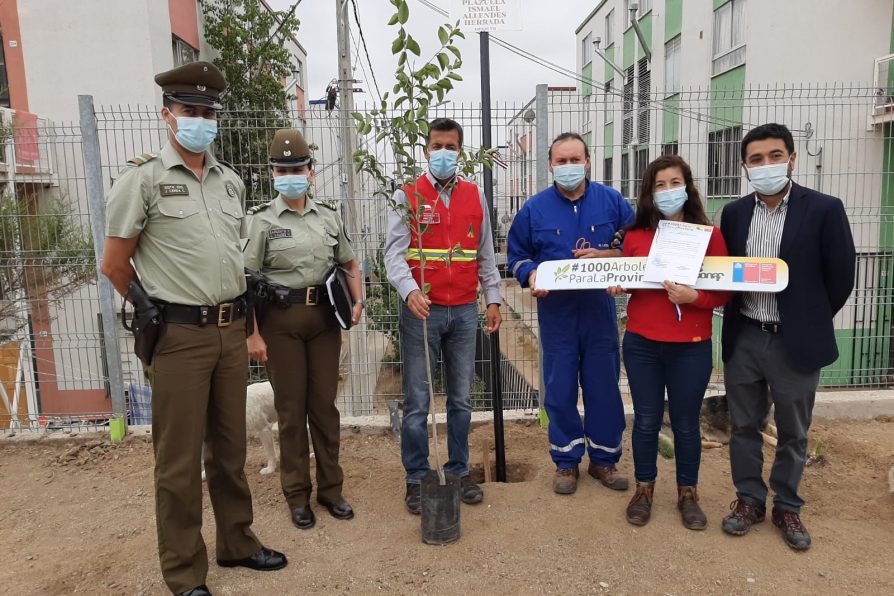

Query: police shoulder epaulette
320,200,338,211
247,201,272,215
126,152,158,166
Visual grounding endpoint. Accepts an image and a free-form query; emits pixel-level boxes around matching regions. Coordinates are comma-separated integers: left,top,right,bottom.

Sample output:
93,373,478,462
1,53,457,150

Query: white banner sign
450,0,523,33
536,257,789,292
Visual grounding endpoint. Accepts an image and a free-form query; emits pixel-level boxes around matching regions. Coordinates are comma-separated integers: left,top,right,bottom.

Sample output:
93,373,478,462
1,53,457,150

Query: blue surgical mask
171,116,218,153
428,149,459,180
747,161,791,196
274,174,309,199
654,186,689,216
553,164,587,191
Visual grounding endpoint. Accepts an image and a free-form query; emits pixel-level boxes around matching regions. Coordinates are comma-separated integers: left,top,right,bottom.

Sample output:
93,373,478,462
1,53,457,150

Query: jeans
399,302,478,484
622,331,713,486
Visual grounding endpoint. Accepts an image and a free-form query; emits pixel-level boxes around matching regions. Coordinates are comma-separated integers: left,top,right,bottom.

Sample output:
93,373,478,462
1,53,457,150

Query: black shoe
290,505,316,529
178,586,211,596
217,547,287,571
460,475,484,504
318,498,354,520
721,498,766,536
772,507,812,551
405,482,421,515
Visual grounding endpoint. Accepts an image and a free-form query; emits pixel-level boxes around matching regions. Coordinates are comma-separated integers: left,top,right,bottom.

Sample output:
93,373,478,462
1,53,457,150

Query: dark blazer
720,182,856,372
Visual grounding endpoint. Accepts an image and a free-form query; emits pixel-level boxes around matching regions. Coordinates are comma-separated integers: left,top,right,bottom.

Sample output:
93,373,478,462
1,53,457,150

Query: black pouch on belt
123,281,165,367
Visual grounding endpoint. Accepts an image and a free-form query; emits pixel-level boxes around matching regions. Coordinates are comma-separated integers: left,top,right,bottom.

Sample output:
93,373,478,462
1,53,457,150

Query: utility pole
334,0,371,415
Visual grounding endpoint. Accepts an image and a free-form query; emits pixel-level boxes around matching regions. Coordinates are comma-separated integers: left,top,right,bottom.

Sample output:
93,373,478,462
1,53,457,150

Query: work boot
721,498,766,536
588,463,630,491
625,482,654,526
552,466,579,495
677,486,707,530
460,475,484,504
772,507,812,551
405,483,421,515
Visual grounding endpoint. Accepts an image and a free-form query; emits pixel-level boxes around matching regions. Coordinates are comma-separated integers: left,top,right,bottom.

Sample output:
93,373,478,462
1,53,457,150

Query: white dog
202,381,279,482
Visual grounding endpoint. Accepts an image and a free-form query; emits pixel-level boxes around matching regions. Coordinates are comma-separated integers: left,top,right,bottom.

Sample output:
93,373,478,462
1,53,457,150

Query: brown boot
552,466,580,495
626,482,654,525
677,486,707,530
587,463,630,491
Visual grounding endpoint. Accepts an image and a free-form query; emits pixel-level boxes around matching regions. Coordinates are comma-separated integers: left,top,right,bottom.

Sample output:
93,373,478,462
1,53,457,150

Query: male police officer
101,62,286,596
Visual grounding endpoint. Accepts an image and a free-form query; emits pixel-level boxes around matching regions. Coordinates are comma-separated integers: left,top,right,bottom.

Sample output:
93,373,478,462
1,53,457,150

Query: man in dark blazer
719,123,855,551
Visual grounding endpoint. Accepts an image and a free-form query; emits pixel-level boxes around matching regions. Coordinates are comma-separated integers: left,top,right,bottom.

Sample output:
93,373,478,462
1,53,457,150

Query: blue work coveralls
507,181,634,468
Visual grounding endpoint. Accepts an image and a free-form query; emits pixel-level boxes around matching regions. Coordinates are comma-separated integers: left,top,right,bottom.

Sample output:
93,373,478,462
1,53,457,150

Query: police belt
280,285,326,306
161,296,248,327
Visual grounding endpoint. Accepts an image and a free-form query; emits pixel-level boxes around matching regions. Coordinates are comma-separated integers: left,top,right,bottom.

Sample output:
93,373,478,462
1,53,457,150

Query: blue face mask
552,164,587,190
172,116,218,153
428,149,459,180
274,174,310,199
654,185,689,216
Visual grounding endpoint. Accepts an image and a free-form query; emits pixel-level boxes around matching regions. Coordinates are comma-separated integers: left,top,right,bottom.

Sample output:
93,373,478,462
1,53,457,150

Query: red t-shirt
623,227,730,343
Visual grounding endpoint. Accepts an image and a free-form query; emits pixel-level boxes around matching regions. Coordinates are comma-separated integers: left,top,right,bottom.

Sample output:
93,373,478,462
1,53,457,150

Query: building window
634,147,650,197
707,126,743,196
604,80,614,124
637,58,650,145
603,157,613,187
581,33,593,66
622,66,634,146
662,142,679,156
665,36,681,95
621,153,630,197
0,30,9,108
623,0,630,23
713,0,746,76
638,0,653,16
172,35,199,67
605,10,615,46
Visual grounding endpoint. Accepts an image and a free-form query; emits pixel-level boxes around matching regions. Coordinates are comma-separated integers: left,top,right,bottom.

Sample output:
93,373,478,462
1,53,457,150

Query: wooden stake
482,440,493,483
701,440,723,449
761,432,778,448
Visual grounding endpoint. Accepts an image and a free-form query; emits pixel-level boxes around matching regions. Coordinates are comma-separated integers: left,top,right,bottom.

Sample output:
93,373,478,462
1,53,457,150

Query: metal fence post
535,84,549,193
78,94,127,441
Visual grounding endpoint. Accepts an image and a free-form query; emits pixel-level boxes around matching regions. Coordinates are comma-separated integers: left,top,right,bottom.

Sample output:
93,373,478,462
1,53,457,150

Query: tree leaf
447,45,461,59
388,12,399,26
438,26,449,45
437,52,449,70
391,36,404,55
397,0,409,24
446,72,463,81
406,36,421,56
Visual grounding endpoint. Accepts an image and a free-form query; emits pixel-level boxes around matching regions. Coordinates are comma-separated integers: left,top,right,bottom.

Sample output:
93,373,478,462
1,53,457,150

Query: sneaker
587,463,630,491
625,482,654,526
721,498,766,536
405,483,421,515
460,475,484,505
772,507,811,551
677,486,707,530
552,466,580,495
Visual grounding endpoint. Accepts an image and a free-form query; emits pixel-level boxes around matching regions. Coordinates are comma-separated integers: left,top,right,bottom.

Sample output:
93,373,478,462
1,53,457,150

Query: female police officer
243,128,363,530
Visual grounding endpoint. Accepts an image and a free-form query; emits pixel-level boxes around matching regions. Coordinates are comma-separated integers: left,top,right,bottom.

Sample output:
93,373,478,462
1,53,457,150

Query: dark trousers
150,321,261,594
725,324,820,513
623,331,713,486
262,305,344,507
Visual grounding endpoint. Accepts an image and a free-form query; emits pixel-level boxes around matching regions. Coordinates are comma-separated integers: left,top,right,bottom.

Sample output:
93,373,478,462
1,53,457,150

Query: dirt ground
1,418,893,595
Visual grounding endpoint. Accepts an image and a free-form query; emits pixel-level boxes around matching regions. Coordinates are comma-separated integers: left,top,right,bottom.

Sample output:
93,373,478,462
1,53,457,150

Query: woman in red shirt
608,155,729,530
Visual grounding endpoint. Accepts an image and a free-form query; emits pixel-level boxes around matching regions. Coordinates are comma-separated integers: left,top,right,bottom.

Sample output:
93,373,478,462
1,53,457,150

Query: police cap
155,61,227,110
269,128,312,167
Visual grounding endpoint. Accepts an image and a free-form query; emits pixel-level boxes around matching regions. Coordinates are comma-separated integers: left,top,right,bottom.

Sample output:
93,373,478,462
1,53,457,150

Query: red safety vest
404,176,482,306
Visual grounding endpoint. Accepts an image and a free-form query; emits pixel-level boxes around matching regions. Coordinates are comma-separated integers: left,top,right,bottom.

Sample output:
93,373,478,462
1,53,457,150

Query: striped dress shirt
740,184,791,323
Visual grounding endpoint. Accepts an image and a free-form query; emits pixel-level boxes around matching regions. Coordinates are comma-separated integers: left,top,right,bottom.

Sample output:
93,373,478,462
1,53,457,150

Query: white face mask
747,161,791,196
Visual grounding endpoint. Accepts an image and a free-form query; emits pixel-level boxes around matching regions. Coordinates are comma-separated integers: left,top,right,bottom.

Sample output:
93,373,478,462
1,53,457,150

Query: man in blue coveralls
508,132,634,495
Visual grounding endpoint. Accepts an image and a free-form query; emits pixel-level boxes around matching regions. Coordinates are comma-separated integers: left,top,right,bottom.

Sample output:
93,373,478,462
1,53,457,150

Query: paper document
643,220,713,285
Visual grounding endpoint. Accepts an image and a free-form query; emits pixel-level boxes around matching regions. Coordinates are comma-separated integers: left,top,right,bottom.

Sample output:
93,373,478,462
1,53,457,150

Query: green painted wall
882,123,894,251
582,131,592,152
604,46,616,82
713,0,730,9
582,62,593,96
665,0,682,42
604,122,614,158
637,14,653,61
663,94,680,143
819,329,856,386
623,27,635,69
709,66,746,133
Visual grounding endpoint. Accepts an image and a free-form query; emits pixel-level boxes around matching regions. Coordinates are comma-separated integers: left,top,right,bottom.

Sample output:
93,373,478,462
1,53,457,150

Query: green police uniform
244,128,356,515
105,61,266,594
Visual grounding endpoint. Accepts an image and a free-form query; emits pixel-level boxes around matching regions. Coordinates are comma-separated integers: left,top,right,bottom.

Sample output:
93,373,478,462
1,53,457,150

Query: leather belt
742,315,782,334
162,297,247,327
284,286,325,306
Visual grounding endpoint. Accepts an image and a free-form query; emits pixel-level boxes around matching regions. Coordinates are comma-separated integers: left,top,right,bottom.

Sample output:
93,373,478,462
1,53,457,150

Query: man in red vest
384,118,503,514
